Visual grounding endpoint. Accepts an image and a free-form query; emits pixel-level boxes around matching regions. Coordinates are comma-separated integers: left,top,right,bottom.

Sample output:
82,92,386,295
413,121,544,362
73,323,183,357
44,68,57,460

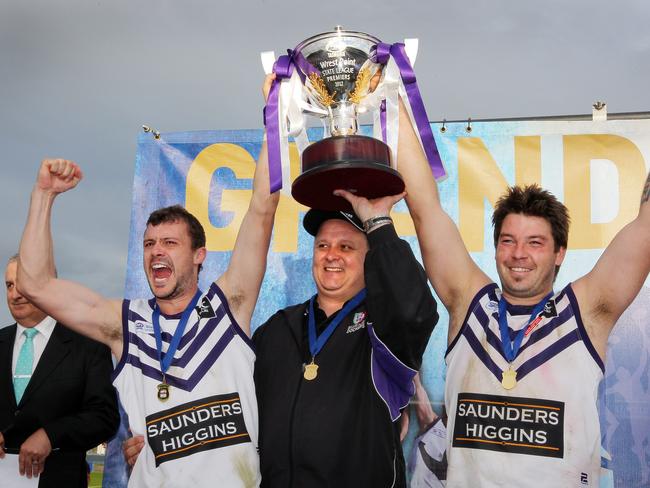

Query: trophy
290,28,402,210
264,27,445,211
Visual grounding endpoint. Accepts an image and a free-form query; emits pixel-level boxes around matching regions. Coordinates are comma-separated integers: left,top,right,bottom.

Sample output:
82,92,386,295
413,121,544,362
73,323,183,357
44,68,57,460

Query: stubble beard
150,272,192,302
501,265,555,302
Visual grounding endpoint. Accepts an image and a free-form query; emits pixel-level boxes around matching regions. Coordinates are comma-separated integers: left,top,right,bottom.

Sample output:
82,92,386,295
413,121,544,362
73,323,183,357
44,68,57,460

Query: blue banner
106,120,650,487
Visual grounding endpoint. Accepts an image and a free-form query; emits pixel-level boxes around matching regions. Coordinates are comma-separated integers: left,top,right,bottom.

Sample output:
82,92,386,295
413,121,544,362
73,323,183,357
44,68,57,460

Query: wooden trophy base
291,135,404,211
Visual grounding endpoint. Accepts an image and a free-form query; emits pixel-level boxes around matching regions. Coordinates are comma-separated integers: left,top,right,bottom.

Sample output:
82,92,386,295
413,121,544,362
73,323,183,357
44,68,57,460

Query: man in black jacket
0,254,119,486
253,190,438,487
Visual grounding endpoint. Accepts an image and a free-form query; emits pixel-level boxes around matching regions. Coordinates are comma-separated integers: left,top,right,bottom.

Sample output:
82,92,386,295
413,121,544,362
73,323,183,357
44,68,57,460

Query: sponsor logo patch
346,311,367,334
134,321,154,334
146,392,251,466
452,392,564,458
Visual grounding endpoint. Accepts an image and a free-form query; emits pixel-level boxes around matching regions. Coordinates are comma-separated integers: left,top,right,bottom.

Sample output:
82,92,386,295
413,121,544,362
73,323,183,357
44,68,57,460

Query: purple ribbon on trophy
380,100,387,143
372,42,446,180
265,49,325,193
263,29,446,206
264,51,294,193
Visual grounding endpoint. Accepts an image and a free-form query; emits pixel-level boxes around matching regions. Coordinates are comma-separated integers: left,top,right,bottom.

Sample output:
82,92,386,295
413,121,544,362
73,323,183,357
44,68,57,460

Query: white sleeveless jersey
112,283,260,487
445,284,604,488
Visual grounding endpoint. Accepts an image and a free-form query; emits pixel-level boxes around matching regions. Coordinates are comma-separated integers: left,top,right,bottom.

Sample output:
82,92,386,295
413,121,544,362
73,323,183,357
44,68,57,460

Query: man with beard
17,121,278,486
397,100,650,487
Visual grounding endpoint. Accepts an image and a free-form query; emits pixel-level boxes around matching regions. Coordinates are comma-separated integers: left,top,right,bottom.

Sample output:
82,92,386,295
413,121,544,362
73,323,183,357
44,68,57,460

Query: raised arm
397,102,490,338
217,75,280,336
572,171,650,357
17,159,123,357
335,189,438,370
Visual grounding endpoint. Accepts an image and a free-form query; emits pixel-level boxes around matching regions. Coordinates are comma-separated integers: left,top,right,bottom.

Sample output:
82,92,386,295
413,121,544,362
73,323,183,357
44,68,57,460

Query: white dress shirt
11,316,57,375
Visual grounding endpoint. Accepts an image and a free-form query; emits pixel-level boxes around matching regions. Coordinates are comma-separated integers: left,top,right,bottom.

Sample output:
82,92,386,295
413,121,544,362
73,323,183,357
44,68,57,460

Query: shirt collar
16,316,56,341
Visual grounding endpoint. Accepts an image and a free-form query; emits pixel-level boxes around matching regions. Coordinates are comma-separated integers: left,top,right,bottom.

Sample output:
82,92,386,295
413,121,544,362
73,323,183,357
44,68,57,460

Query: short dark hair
492,184,570,252
146,205,206,250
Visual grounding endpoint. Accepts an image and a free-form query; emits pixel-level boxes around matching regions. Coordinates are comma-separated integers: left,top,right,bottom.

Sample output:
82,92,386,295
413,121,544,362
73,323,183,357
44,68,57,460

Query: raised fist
37,158,83,194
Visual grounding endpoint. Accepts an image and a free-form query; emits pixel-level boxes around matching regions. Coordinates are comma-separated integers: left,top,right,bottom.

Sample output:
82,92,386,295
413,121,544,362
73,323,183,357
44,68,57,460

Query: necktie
13,328,38,404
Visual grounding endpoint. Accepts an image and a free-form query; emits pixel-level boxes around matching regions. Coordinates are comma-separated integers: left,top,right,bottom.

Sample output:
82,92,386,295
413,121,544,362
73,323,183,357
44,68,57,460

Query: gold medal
501,368,517,390
304,360,318,381
157,382,170,402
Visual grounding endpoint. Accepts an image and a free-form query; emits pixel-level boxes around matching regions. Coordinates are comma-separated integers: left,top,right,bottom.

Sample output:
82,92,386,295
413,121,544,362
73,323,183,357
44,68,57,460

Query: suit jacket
0,323,119,487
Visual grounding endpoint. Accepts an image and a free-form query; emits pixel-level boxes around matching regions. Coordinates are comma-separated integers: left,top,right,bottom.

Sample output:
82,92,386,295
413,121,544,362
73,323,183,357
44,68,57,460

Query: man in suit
0,254,119,486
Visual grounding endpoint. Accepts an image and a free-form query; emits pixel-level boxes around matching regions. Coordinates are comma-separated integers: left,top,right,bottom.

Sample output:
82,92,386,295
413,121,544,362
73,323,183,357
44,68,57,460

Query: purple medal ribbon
373,42,446,180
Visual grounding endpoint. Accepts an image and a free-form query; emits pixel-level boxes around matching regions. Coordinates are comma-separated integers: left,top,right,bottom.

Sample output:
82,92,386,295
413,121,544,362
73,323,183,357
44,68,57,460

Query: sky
2,0,650,325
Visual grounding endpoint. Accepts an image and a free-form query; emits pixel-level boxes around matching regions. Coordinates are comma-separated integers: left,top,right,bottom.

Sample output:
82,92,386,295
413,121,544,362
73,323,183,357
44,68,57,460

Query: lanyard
498,291,553,362
152,289,202,375
308,289,367,358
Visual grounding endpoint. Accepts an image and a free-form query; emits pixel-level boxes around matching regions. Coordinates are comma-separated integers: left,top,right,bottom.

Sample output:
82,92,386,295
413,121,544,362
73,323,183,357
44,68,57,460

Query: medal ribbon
498,291,553,362
308,289,367,358
152,289,203,377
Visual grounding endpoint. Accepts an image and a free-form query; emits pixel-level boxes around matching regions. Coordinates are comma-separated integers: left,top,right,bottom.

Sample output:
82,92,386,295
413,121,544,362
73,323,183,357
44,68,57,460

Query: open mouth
152,263,172,282
324,266,343,272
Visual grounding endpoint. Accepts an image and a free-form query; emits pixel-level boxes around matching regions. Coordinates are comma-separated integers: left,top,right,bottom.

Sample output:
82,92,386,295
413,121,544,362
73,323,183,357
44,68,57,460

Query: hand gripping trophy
264,26,446,210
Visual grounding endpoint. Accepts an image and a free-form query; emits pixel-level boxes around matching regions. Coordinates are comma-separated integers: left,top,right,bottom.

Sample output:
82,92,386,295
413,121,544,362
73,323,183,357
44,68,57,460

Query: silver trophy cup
290,27,404,211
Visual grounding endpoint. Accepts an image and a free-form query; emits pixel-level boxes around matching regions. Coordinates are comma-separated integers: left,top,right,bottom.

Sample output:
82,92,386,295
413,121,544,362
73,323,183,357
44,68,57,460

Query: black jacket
0,323,119,488
254,224,438,488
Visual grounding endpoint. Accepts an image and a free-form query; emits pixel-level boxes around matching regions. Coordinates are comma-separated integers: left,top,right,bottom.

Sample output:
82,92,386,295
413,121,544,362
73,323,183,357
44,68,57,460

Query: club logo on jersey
196,297,216,319
452,392,564,458
486,301,499,311
347,312,367,334
134,320,154,334
541,299,557,319
146,392,251,466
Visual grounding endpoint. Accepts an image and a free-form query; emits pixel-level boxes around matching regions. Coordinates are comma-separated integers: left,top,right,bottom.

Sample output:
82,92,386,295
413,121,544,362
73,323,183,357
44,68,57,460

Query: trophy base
292,135,404,211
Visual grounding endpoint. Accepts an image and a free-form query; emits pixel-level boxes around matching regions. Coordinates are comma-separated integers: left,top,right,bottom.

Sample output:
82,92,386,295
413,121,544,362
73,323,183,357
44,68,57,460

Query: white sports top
445,284,603,488
113,282,260,487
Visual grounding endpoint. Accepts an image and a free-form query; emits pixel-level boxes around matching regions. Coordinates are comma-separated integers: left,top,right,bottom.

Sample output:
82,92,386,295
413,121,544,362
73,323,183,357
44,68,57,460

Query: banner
115,120,650,487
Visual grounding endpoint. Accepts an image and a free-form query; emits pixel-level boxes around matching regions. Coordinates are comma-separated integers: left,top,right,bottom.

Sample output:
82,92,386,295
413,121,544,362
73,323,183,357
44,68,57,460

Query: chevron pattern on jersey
121,283,253,392
457,284,604,385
